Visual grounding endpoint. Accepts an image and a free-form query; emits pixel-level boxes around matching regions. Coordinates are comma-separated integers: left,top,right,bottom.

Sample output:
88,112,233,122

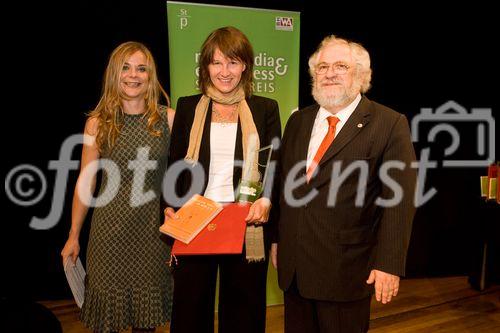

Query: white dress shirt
306,94,362,170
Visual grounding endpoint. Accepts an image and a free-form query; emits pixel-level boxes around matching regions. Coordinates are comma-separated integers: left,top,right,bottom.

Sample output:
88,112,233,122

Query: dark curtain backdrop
4,0,498,301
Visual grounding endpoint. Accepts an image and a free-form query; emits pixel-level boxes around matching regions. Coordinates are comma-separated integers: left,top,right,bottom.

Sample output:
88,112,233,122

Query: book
480,176,489,198
159,194,223,244
497,163,500,204
487,164,498,201
172,202,250,255
63,257,86,308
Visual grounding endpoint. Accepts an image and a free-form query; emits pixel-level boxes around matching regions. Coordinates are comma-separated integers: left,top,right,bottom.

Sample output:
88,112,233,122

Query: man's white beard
312,80,359,109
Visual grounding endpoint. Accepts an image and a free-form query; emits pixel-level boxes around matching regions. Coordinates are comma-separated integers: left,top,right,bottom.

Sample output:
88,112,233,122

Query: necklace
212,103,238,126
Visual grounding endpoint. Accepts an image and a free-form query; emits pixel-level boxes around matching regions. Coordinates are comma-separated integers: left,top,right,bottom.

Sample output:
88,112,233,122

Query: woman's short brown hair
198,26,254,97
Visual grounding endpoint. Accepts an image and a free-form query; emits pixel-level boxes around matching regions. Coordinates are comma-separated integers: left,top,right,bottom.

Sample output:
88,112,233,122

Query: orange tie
306,116,340,182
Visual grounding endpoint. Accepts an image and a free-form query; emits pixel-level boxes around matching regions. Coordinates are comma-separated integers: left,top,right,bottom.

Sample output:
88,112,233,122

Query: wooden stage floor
41,276,500,332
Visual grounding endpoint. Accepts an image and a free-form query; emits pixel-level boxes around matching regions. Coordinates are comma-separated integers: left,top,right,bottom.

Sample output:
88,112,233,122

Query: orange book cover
172,202,251,255
497,163,499,204
159,194,223,244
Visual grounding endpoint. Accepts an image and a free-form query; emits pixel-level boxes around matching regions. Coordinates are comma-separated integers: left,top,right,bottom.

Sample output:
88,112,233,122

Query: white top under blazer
204,123,238,202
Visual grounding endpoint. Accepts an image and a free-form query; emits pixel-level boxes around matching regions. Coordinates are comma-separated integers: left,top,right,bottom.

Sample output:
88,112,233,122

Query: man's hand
270,243,278,269
366,269,400,304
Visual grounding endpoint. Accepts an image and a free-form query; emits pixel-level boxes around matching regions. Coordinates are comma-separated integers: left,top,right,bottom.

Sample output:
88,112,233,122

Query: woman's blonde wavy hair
89,41,170,152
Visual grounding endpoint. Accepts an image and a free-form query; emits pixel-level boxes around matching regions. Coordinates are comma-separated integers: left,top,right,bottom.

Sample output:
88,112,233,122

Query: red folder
497,164,500,204
487,164,498,200
172,202,251,255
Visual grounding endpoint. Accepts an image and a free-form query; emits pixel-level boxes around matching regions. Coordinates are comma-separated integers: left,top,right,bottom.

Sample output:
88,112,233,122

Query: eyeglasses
314,62,350,75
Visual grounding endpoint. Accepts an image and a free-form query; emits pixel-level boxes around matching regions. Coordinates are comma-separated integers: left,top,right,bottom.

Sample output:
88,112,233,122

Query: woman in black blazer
164,27,281,333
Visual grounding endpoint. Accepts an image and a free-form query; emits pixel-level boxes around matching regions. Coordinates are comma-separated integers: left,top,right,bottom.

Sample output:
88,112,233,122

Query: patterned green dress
80,108,172,332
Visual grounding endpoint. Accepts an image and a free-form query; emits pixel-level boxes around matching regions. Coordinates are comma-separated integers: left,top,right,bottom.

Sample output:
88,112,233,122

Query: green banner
167,1,300,130
167,1,300,306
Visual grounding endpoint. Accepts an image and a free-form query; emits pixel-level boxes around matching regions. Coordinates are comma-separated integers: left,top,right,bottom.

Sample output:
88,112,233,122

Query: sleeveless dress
80,108,172,332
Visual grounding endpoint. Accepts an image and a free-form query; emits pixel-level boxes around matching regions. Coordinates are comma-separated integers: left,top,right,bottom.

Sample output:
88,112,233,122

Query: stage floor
41,276,500,332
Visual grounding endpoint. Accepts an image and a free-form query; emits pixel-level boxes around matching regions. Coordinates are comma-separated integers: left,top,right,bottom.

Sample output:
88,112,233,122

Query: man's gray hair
308,35,372,93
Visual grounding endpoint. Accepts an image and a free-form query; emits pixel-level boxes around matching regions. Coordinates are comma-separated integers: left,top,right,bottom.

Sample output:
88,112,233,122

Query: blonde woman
61,41,174,333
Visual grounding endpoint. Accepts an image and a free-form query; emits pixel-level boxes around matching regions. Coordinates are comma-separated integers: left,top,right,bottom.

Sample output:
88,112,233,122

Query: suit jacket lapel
317,96,372,167
308,97,372,188
233,119,243,191
199,100,213,191
298,105,320,174
291,105,320,198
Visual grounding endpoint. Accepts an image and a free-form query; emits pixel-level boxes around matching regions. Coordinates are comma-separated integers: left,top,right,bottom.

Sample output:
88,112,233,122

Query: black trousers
170,253,269,333
284,277,370,333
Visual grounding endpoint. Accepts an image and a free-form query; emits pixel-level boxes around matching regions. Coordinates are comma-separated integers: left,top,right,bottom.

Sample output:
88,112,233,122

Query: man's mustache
320,79,343,85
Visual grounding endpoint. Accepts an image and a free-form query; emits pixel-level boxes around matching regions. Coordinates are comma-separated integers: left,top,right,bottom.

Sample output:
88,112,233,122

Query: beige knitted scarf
185,85,265,262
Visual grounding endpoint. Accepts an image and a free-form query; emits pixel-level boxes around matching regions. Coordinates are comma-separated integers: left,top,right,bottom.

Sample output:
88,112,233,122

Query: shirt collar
317,93,362,125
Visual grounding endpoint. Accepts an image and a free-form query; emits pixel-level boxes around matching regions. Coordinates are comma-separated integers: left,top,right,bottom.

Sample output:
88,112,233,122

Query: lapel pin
357,123,363,128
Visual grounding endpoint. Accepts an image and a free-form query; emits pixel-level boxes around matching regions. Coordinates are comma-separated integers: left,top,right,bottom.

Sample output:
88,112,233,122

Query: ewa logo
275,17,293,31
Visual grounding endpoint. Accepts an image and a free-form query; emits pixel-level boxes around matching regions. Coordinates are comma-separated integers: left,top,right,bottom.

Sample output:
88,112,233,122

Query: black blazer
277,96,417,301
168,94,282,247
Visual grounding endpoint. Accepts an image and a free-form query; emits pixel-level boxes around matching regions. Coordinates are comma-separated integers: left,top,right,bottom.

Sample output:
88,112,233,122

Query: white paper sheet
64,257,86,308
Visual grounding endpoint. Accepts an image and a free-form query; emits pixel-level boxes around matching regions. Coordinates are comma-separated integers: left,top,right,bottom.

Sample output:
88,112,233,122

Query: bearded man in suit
272,35,417,333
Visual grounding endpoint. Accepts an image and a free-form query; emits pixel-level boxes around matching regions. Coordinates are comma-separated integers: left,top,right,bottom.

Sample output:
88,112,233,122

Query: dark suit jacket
168,94,282,248
277,96,417,302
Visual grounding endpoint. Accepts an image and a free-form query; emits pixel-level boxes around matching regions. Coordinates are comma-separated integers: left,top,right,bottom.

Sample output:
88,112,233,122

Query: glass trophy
236,144,273,203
